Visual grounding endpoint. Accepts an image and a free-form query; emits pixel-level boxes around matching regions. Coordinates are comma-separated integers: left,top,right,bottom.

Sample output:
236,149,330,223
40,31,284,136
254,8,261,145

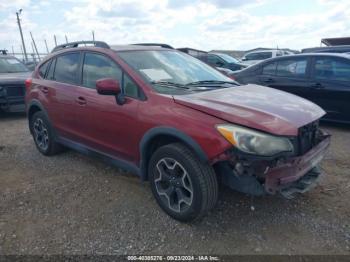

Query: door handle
76,96,87,105
310,83,324,89
263,78,274,83
41,86,49,94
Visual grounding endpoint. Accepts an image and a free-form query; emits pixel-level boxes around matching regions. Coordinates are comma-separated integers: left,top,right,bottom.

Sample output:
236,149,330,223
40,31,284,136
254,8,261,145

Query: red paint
26,46,326,170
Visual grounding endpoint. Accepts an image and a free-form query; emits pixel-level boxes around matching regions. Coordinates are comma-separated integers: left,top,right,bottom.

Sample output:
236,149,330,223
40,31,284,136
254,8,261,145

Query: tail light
25,78,32,91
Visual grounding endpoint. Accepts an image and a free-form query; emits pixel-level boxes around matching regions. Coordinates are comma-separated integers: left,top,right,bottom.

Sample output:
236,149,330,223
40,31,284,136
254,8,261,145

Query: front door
259,57,313,102
73,52,143,163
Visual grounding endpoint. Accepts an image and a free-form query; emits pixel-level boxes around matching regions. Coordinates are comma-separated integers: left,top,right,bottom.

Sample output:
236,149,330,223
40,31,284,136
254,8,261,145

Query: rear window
54,53,80,84
262,62,277,75
245,52,272,61
39,60,50,78
276,59,307,77
315,58,350,81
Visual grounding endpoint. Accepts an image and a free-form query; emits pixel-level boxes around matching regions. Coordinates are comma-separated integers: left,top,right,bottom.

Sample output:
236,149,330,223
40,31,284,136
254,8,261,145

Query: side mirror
96,78,125,105
96,78,121,95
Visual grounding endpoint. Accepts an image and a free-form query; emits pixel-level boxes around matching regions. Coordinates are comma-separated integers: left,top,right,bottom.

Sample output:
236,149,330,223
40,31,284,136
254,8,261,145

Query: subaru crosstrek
25,41,330,221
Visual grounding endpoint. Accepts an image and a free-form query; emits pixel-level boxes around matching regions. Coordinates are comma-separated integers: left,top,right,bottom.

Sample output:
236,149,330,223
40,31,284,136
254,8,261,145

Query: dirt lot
0,112,349,255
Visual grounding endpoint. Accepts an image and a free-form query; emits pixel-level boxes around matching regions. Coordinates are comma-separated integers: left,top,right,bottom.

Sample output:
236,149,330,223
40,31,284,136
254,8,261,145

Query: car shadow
0,111,26,120
320,121,350,131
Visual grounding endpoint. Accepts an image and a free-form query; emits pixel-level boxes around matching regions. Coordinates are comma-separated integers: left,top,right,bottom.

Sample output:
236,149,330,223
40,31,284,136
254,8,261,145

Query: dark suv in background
232,53,350,123
0,54,31,112
26,41,330,221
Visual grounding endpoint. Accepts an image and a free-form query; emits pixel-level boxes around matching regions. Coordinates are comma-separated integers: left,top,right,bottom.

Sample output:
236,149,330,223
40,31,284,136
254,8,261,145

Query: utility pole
12,46,15,55
65,35,68,43
20,45,24,61
54,35,57,46
31,42,36,63
44,39,49,53
92,30,95,41
30,32,40,61
16,9,28,62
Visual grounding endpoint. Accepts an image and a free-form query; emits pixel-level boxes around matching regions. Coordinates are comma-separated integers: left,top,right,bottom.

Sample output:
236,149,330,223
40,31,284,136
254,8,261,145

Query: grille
298,121,319,155
3,84,25,97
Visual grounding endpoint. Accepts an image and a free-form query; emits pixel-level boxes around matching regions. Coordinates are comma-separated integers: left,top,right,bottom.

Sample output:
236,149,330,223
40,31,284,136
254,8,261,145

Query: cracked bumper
264,134,331,194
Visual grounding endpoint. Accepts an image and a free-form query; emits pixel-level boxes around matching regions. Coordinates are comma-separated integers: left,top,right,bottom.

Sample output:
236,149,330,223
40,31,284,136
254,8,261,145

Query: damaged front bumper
217,131,331,198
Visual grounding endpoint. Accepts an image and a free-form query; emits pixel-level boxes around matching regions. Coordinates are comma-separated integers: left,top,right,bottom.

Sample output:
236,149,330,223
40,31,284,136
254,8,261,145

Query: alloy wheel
33,118,49,151
154,157,194,213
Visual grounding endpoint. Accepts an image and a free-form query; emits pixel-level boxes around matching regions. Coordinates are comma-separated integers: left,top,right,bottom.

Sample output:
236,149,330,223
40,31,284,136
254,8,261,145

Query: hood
0,72,31,84
173,84,325,136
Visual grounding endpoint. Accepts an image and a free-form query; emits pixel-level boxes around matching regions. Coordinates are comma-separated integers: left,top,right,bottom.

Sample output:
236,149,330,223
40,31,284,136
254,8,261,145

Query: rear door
73,52,143,162
38,52,81,139
259,57,313,101
310,56,350,122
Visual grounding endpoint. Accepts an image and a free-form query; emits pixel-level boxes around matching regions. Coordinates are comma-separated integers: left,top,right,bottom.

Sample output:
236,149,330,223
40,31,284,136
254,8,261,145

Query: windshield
118,50,234,93
214,53,239,63
0,57,29,73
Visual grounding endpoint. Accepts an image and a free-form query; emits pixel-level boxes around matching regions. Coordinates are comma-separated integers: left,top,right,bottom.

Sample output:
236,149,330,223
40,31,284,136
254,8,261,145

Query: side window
38,60,50,78
276,59,307,77
259,52,272,60
262,62,277,75
208,55,224,66
245,53,257,61
54,53,80,84
82,53,122,89
123,74,139,98
46,59,56,81
315,58,350,81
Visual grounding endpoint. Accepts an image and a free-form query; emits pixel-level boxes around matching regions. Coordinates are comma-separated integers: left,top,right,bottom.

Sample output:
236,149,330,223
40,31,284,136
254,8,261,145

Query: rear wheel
148,143,218,222
30,111,64,156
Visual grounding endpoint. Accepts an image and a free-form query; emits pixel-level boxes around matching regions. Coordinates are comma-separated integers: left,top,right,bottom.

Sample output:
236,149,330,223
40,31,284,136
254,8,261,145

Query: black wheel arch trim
139,126,208,181
27,99,55,137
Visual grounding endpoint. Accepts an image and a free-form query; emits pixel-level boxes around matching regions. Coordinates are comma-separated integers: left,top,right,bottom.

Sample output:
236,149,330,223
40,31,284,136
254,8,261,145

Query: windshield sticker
139,69,172,81
6,59,21,65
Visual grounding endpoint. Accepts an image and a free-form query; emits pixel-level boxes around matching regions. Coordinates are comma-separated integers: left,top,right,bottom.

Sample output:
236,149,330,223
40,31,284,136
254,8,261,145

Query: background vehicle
302,45,350,54
199,53,247,72
26,41,330,221
240,49,284,66
231,53,350,123
0,54,31,112
177,48,245,72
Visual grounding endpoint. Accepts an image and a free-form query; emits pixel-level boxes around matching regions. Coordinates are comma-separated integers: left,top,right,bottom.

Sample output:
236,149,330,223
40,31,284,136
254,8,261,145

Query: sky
0,0,349,55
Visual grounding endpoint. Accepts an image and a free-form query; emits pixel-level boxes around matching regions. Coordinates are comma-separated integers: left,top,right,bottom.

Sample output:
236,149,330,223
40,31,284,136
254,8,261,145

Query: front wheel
148,143,218,222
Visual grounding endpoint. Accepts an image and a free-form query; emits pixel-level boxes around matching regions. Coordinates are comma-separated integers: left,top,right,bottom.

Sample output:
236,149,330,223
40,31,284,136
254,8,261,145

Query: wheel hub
154,157,194,213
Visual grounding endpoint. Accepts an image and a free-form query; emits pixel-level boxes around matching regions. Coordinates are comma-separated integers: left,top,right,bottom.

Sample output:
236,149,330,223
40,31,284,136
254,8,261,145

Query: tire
148,143,218,222
30,111,64,156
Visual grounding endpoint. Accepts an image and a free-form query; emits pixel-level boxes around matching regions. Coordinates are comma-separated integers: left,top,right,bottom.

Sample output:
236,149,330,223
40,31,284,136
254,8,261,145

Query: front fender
139,126,208,180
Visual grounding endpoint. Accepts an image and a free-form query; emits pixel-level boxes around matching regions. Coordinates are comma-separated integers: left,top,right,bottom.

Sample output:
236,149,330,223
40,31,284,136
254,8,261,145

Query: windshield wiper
151,80,190,89
186,80,238,86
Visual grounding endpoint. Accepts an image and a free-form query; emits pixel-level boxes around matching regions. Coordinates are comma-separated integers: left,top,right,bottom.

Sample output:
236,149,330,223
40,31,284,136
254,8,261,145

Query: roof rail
132,43,174,49
51,41,110,53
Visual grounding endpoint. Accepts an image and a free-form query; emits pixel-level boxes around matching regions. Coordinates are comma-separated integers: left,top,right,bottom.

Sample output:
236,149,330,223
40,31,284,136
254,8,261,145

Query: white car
240,49,285,66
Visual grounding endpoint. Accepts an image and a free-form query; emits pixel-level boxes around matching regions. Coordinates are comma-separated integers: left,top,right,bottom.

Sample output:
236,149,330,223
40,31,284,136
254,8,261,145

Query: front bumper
218,132,331,198
0,86,25,111
264,133,330,194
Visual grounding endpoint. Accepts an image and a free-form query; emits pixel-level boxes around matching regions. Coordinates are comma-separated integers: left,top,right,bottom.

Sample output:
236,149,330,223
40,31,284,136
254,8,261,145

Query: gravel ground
0,112,349,255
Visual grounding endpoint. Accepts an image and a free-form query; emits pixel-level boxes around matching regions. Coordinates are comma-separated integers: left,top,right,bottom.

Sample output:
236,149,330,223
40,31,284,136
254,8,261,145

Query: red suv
25,41,330,221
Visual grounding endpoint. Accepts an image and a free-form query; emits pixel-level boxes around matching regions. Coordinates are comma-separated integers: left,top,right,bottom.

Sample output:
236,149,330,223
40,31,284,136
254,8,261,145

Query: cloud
0,0,349,56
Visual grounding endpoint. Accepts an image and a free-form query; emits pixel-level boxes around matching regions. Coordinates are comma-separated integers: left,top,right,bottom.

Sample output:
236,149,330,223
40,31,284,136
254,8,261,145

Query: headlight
216,124,293,156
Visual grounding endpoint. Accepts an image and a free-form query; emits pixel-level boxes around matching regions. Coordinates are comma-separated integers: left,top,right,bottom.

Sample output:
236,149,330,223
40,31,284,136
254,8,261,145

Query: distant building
321,37,350,46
